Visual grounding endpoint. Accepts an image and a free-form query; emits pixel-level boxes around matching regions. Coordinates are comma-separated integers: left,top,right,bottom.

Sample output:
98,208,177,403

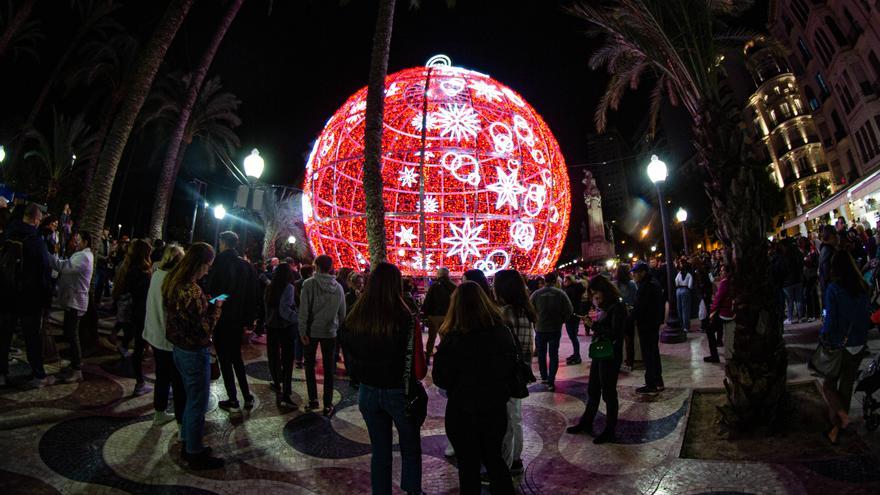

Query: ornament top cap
426,54,452,67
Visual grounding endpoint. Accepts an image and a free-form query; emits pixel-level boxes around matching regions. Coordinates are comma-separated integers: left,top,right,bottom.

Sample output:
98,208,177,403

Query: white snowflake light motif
410,112,438,132
398,166,418,188
395,225,418,246
469,80,504,102
442,217,488,263
411,252,435,271
421,196,439,213
486,167,526,210
435,104,481,142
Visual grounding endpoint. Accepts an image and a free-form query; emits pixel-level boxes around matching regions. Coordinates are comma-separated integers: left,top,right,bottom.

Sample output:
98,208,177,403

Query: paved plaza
1,318,879,494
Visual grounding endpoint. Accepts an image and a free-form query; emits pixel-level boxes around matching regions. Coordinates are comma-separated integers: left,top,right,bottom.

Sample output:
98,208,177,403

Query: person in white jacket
49,231,94,383
143,244,186,426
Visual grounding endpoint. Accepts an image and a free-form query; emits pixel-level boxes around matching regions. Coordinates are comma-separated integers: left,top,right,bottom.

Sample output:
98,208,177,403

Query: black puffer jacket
341,310,414,389
432,322,517,413
207,249,258,329
1,219,52,312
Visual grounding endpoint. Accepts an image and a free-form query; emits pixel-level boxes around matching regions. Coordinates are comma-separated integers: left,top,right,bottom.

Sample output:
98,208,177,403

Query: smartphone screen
209,294,229,304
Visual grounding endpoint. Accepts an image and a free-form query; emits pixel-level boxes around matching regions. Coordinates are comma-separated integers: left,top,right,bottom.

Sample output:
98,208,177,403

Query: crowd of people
1,193,877,491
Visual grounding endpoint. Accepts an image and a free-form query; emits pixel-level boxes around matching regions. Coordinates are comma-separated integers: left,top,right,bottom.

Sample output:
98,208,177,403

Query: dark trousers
267,324,296,396
804,277,820,318
706,315,726,359
446,401,514,495
581,350,622,434
62,309,83,370
637,322,663,388
122,322,146,383
303,337,336,407
564,317,581,359
214,323,250,402
95,267,111,299
0,310,46,378
535,330,561,385
623,313,635,367
153,348,186,419
359,385,422,494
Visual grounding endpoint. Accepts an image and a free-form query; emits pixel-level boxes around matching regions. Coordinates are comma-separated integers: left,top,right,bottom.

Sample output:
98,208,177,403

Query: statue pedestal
581,241,615,262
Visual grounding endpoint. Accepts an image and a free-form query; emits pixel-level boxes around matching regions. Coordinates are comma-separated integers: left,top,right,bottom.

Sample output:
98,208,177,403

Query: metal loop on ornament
441,151,482,186
523,184,547,218
489,122,514,155
506,159,521,173
426,54,452,67
509,221,535,250
474,250,510,276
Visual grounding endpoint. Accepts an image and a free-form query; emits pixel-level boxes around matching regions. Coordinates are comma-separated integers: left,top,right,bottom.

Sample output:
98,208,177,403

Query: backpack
0,237,25,299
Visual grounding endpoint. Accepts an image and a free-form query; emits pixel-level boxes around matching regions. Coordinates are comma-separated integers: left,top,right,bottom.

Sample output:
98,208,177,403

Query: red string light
302,62,571,276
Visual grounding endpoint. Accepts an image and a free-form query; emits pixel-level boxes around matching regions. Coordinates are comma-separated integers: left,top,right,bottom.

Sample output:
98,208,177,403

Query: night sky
1,0,769,258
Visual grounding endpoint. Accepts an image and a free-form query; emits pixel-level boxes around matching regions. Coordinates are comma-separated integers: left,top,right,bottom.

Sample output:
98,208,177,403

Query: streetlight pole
647,155,684,344
213,204,226,250
676,207,689,256
243,149,265,258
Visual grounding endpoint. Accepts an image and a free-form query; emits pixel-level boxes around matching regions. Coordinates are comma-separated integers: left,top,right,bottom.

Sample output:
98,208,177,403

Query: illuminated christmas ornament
302,56,571,276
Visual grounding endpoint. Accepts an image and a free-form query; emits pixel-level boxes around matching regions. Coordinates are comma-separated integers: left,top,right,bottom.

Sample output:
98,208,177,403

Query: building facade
767,0,880,231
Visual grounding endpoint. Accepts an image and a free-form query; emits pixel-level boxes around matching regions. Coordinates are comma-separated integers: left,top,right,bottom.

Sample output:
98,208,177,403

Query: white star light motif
411,252,435,271
396,225,418,246
421,196,439,213
398,166,418,188
442,218,488,263
486,167,526,210
434,104,481,142
410,112,437,132
468,80,504,102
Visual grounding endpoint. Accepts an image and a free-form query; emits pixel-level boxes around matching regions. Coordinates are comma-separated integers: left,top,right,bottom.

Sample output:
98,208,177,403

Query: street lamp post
676,207,689,255
647,155,684,343
242,149,265,257
213,204,226,250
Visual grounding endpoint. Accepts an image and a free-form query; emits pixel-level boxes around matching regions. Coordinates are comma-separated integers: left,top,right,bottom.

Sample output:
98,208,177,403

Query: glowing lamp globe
302,57,571,276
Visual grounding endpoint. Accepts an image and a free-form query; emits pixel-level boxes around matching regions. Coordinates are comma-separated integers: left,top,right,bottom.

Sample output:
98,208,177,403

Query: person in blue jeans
530,272,573,391
342,262,423,495
163,243,224,470
674,261,693,332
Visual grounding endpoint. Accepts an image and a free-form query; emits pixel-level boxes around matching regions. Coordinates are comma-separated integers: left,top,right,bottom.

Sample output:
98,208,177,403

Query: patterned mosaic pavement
1,317,879,495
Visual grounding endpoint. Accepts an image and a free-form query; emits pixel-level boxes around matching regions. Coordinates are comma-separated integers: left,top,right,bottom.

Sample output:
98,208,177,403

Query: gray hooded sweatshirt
298,272,347,339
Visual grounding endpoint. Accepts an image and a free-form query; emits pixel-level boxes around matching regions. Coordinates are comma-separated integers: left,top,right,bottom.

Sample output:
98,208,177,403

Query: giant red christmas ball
302,57,570,276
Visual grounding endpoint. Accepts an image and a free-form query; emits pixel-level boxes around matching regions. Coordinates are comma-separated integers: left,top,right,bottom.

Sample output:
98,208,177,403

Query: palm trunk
159,140,188,237
694,113,788,431
77,95,120,219
0,0,34,58
362,0,396,268
147,0,245,240
80,0,195,238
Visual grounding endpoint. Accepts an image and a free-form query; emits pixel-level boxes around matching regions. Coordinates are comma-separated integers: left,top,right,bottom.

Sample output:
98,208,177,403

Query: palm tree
361,0,397,267
0,0,41,60
147,0,245,240
571,0,788,429
24,111,98,201
80,0,195,238
141,71,242,189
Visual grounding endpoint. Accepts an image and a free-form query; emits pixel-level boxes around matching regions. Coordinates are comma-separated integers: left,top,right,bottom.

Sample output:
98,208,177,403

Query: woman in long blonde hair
163,242,224,470
113,238,152,395
433,281,517,495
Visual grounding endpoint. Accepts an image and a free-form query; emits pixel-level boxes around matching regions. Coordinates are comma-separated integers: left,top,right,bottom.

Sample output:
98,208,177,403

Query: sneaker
799,317,809,323
32,375,57,388
243,395,255,410
277,395,298,409
567,357,582,365
510,459,524,475
593,430,616,444
635,385,658,395
620,364,633,373
444,443,456,458
546,383,555,392
187,450,224,470
480,472,491,485
59,369,84,383
133,382,151,396
783,318,792,325
306,400,320,411
703,356,720,363
807,317,816,323
323,405,335,417
566,421,593,435
218,399,241,413
153,411,176,426
656,381,665,392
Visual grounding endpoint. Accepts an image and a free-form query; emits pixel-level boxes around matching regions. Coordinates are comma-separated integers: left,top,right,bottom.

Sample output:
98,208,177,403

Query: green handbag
588,337,614,360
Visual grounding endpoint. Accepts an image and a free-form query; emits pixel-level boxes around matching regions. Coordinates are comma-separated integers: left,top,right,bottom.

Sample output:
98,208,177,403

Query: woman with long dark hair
433,281,517,495
113,239,152,395
163,243,224,470
493,269,536,476
567,275,626,444
343,262,423,495
463,268,494,301
265,263,298,408
818,251,870,444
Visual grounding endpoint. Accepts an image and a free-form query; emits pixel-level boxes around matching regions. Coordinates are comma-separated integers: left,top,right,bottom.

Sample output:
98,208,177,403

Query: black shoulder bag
507,322,536,399
404,317,428,427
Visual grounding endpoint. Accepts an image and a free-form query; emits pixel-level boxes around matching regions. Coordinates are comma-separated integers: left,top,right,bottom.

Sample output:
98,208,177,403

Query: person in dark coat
113,239,153,395
630,262,665,395
0,203,54,387
207,231,258,412
421,267,456,362
562,275,586,365
818,225,838,298
433,281,517,495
